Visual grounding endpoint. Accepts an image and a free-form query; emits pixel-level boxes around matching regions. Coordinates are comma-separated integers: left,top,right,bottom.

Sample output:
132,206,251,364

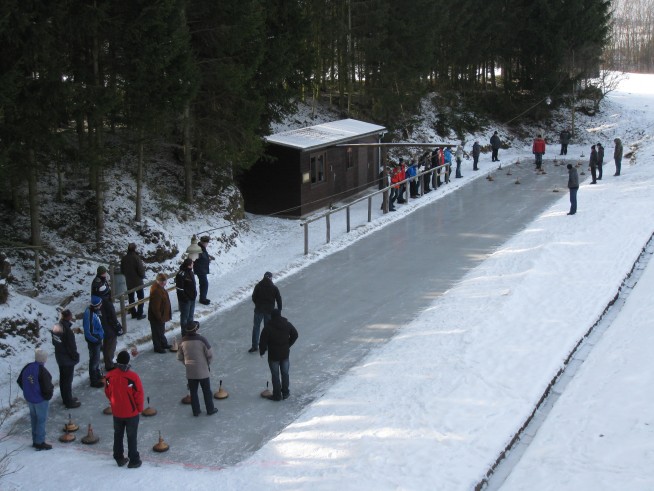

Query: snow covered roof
265,118,387,151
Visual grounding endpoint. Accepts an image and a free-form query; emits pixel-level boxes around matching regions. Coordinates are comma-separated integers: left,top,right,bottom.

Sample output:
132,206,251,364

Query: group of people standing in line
18,238,298,466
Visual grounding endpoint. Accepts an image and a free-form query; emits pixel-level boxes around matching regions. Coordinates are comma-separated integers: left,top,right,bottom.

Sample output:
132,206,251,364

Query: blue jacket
17,362,53,403
444,149,452,164
83,305,104,344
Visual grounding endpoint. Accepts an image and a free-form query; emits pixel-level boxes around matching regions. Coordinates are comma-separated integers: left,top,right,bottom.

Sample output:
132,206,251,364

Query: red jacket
533,138,546,154
105,366,144,418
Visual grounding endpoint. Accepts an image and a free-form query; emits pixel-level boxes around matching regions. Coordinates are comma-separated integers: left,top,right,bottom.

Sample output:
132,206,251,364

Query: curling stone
81,424,99,444
553,187,560,192
214,380,229,400
515,178,521,185
169,337,178,353
142,396,157,417
506,169,512,176
181,393,191,405
59,429,76,443
130,345,139,357
63,413,79,432
103,406,112,415
153,431,169,453
260,381,272,399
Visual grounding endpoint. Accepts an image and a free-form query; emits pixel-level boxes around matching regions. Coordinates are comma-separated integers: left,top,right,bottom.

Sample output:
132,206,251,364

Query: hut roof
265,118,386,151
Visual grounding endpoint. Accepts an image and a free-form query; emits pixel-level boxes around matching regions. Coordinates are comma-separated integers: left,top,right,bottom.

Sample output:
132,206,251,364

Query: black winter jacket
52,319,80,367
251,277,282,314
193,245,211,275
120,250,146,289
176,267,197,302
259,311,298,361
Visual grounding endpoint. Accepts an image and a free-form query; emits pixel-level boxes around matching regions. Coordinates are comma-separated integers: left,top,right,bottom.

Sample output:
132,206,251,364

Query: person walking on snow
259,309,298,401
120,243,146,320
532,135,546,170
250,271,282,353
193,236,212,305
567,163,579,215
17,349,54,451
105,350,144,468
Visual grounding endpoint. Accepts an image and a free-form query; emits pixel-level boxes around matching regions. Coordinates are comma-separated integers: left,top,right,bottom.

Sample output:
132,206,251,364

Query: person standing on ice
177,321,218,416
567,163,579,215
249,271,282,353
193,236,212,305
51,309,81,408
148,272,173,353
120,243,147,320
259,309,298,401
105,350,144,468
490,131,501,161
83,295,105,388
17,349,54,451
559,128,571,155
613,137,623,176
532,134,546,170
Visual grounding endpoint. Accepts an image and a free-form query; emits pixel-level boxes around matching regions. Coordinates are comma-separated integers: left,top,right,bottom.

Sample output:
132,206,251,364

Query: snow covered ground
2,73,654,490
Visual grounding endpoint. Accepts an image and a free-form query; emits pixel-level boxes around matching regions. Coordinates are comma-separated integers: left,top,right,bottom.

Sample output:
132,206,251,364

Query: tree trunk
135,128,144,222
27,149,42,247
183,102,193,203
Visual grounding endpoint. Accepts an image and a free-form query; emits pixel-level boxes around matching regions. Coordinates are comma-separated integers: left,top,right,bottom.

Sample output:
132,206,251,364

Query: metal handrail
301,162,451,254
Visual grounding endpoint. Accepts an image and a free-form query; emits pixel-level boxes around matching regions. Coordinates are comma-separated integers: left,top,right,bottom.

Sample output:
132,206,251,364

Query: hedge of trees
1,0,611,249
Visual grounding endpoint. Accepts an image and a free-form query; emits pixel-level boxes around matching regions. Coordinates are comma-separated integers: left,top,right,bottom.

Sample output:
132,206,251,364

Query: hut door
358,147,368,187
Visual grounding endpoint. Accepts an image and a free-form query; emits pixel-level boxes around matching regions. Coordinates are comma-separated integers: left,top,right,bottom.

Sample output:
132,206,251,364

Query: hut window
346,148,353,169
310,152,326,184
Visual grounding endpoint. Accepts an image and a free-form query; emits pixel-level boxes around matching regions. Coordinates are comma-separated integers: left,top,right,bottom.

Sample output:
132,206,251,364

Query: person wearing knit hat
51,309,81,408
83,296,105,388
175,257,197,333
194,236,212,305
105,350,144,468
177,321,218,417
17,349,55,450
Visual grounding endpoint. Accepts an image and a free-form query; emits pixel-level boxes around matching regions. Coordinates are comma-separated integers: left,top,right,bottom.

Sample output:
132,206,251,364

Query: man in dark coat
83,295,105,388
559,128,571,155
193,236,212,305
472,141,481,171
176,258,197,333
259,309,298,401
490,131,501,161
589,145,598,184
614,137,623,176
249,271,282,353
148,272,172,353
120,243,146,320
596,142,604,180
17,349,54,450
567,164,579,215
105,350,144,468
51,309,81,408
91,265,123,370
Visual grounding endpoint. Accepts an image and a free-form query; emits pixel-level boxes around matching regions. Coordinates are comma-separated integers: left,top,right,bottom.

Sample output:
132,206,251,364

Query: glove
116,322,124,336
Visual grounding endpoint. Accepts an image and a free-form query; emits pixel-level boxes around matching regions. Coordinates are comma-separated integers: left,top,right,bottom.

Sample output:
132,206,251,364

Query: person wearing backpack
176,258,197,334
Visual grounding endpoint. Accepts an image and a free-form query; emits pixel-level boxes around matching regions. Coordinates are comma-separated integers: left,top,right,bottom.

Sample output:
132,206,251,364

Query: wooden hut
239,118,387,217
